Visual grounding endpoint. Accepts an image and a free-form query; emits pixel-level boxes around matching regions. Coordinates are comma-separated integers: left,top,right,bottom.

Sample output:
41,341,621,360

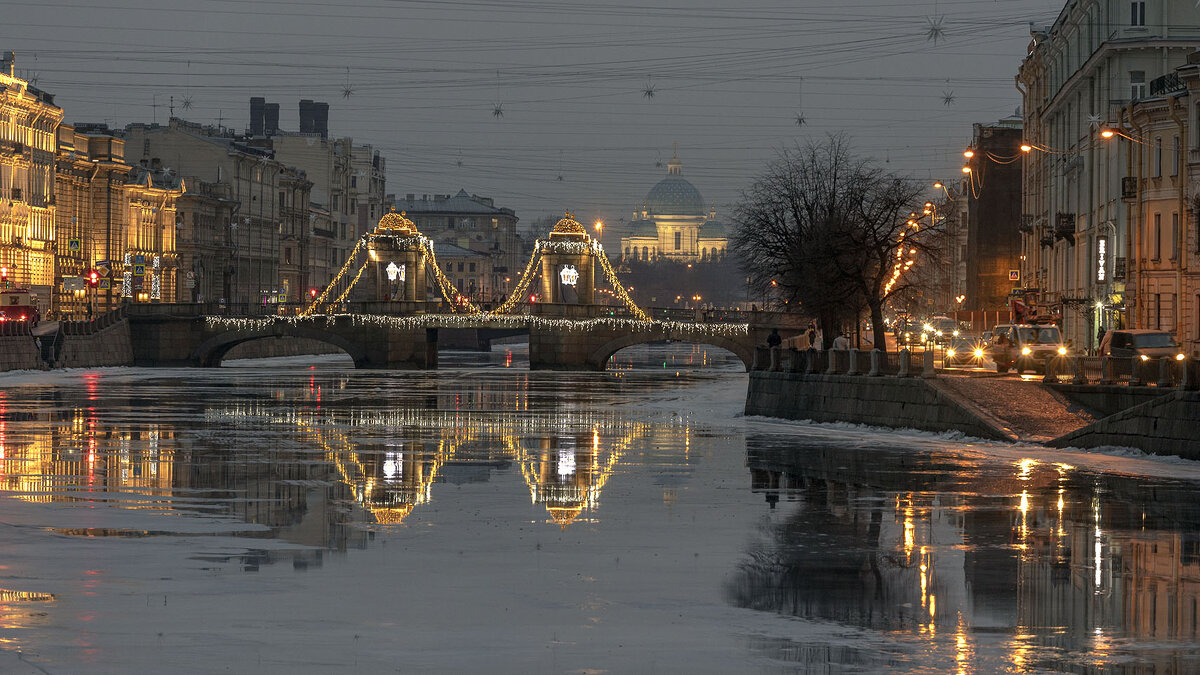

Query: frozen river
1,343,1199,673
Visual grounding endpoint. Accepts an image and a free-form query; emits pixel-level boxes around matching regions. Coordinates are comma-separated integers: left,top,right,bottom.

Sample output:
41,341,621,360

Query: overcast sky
3,0,1064,228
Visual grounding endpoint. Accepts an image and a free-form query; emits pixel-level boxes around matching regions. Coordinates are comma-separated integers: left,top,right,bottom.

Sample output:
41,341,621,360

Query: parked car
987,323,1067,374
1102,329,1185,362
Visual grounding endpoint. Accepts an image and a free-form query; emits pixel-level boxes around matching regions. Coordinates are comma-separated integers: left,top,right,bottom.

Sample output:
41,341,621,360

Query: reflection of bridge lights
557,449,576,477
1016,458,1037,480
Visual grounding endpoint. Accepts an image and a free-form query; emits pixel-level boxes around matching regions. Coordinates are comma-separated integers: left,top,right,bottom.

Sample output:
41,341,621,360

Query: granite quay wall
0,322,46,372
55,317,134,368
1047,392,1200,460
746,371,1013,441
1047,384,1171,419
224,337,343,360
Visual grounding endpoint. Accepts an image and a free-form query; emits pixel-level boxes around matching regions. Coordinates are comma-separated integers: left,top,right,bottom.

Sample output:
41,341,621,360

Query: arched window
702,247,708,261
642,246,649,259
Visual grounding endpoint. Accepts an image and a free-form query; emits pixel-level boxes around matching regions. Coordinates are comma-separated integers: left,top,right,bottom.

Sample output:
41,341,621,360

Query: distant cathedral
620,150,727,263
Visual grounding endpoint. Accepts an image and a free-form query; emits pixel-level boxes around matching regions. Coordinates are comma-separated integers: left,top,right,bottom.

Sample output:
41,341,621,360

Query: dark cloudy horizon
3,0,1064,226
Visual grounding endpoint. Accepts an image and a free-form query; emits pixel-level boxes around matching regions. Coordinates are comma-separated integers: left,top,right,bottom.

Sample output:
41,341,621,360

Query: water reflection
733,440,1200,672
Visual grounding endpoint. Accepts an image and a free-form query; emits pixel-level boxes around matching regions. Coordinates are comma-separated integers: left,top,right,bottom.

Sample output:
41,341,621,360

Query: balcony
1018,214,1036,233
1054,212,1075,244
1122,176,1137,200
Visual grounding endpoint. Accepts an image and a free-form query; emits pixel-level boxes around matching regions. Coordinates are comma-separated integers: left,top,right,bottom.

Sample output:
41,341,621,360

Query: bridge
125,211,806,370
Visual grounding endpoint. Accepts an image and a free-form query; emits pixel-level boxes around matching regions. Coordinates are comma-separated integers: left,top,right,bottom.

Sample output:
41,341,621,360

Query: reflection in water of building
734,445,1200,672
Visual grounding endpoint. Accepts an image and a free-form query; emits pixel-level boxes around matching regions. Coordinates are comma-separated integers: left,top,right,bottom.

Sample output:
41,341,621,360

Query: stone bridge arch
589,331,754,371
193,323,365,367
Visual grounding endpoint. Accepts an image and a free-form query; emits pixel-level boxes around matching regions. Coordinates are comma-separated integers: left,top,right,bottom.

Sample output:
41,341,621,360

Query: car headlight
952,330,960,337
1021,347,1031,355
1057,346,1067,355
946,349,956,357
1140,354,1150,361
920,333,928,342
1176,353,1186,361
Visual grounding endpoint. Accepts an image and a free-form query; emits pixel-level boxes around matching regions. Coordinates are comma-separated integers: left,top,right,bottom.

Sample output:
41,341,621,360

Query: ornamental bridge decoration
127,211,806,370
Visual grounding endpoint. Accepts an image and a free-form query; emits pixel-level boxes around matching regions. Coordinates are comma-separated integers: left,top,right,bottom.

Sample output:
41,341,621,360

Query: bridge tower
360,209,429,308
539,213,595,306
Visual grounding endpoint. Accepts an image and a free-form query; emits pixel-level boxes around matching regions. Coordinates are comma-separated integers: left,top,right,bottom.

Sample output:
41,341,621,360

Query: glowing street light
1100,128,1115,139
963,149,974,159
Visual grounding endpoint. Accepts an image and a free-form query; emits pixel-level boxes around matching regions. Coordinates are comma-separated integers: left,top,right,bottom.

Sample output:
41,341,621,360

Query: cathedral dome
699,219,726,238
644,153,705,216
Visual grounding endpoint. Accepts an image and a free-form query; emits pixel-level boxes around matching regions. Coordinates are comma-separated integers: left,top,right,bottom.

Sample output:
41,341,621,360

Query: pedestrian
806,324,816,348
767,328,782,349
832,332,850,350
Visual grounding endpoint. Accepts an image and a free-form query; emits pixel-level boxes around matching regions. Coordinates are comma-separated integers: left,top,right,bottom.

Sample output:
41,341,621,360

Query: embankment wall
746,372,1013,441
1047,391,1200,459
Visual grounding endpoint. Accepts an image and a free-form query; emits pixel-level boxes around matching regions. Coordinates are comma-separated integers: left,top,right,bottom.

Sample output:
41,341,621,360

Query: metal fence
752,347,1200,391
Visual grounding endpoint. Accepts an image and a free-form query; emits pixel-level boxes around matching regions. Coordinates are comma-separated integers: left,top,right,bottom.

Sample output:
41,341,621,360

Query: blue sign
132,264,146,277
134,254,146,265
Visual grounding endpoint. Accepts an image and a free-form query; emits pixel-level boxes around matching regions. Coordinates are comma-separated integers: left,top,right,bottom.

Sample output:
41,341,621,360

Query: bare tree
731,136,936,353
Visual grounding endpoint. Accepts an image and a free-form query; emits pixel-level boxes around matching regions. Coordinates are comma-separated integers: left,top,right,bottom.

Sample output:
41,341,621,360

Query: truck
0,289,40,324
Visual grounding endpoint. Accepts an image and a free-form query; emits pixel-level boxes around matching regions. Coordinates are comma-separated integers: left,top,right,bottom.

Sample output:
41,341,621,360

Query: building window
1172,212,1179,260
1153,213,1162,260
468,262,475,273
1130,1,1145,26
642,246,648,259
674,231,681,250
1130,71,1146,100
457,262,464,272
1153,137,1162,177
1172,136,1180,176
285,247,292,265
351,176,357,188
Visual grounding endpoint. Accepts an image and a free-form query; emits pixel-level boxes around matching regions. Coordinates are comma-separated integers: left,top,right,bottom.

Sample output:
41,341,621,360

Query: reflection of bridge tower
521,430,621,528
335,441,443,525
358,209,429,308
539,213,595,305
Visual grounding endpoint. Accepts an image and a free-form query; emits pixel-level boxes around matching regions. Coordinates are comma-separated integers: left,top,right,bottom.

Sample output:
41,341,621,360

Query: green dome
699,220,726,238
630,220,658,238
645,177,705,216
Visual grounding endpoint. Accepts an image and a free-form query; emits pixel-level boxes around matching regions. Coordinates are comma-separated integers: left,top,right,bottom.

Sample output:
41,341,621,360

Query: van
987,323,1067,374
1103,329,1185,362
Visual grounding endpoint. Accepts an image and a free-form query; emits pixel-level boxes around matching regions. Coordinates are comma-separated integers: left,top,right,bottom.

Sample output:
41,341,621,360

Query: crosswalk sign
98,278,111,290
132,264,146,276
68,238,82,252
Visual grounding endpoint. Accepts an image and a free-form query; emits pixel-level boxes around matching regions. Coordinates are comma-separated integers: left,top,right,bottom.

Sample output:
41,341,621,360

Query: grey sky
3,0,1063,228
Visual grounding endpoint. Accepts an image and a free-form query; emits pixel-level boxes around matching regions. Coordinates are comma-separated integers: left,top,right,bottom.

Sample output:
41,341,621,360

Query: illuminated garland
205,313,750,339
418,239,482,314
594,244,650,321
329,260,369,306
302,238,366,316
492,240,546,315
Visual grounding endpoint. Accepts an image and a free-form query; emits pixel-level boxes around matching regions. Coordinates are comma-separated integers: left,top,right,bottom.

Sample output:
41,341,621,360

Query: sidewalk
932,375,1099,443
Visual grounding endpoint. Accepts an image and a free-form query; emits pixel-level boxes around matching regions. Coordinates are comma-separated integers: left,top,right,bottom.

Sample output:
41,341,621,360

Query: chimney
299,99,314,134
1,52,13,77
314,101,329,139
264,103,280,136
249,97,265,136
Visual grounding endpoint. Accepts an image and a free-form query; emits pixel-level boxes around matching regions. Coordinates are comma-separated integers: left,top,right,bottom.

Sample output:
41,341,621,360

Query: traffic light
0,266,7,288
309,288,318,299
87,269,100,287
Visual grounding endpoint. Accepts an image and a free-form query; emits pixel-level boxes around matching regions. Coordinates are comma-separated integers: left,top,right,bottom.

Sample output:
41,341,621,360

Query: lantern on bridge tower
363,208,428,306
539,212,596,305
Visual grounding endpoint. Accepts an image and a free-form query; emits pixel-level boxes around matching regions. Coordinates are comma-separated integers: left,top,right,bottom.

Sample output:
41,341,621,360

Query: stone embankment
747,347,1199,460
0,321,46,371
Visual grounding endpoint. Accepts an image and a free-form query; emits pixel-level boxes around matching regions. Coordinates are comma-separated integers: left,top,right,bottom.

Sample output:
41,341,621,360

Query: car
924,316,962,345
944,334,986,366
987,323,1067,374
1103,329,1186,362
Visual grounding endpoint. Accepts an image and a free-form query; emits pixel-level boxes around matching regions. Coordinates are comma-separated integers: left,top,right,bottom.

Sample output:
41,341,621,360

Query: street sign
185,279,196,289
132,264,146,276
96,264,110,278
63,276,86,291
98,278,111,290
277,293,287,303
68,238,82,252
186,270,195,280
1009,269,1020,281
134,254,145,265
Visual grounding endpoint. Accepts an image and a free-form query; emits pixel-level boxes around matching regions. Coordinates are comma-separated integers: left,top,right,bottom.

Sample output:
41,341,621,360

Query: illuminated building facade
1017,1,1200,350
1121,53,1200,355
621,151,728,263
0,52,62,309
54,124,183,315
